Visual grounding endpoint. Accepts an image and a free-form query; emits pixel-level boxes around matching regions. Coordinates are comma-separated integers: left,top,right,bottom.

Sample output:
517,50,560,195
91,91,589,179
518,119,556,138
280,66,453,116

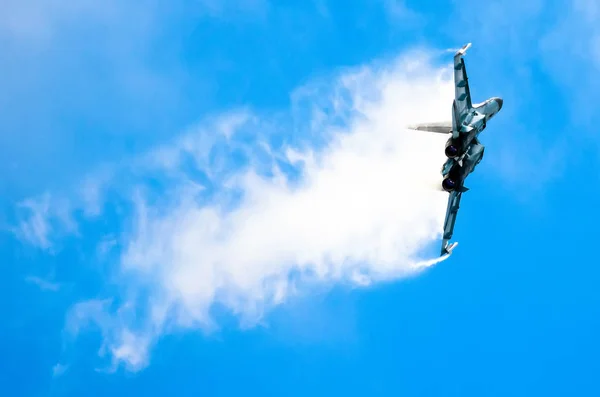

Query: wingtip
440,241,458,256
455,42,472,57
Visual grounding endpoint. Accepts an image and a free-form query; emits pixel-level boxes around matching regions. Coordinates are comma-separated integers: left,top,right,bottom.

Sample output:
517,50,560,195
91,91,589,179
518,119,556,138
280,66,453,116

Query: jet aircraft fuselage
407,42,504,256
441,97,503,192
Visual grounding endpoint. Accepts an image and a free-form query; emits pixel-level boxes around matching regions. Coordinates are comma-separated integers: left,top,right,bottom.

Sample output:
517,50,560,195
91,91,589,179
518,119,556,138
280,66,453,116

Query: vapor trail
57,48,456,370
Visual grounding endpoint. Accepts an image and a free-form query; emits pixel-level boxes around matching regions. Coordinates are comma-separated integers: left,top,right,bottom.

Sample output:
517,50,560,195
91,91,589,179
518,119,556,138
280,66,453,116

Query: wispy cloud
541,0,600,71
13,194,53,250
54,47,458,371
194,0,269,19
0,0,122,43
0,0,270,200
25,275,61,292
444,0,599,131
13,193,76,252
538,0,600,132
52,363,68,378
382,0,422,24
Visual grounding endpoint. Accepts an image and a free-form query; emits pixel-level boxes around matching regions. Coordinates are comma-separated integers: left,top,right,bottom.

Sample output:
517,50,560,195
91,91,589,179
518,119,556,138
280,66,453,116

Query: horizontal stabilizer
407,121,452,134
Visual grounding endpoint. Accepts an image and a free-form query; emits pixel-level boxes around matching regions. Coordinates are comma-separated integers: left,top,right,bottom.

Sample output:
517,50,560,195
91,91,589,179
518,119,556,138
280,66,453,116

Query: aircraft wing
407,43,473,137
453,43,473,125
441,190,462,256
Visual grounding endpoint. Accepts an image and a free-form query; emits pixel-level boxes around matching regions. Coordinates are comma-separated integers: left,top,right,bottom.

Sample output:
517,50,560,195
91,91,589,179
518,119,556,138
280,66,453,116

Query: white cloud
0,0,167,48
0,0,274,201
64,47,456,371
13,193,77,252
52,363,68,378
540,0,600,86
14,194,53,250
0,0,111,42
444,0,600,130
25,275,61,292
0,0,266,44
382,0,422,24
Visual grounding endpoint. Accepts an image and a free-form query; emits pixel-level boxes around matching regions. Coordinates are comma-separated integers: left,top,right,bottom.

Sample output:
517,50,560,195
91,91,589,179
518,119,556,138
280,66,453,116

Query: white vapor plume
68,48,456,370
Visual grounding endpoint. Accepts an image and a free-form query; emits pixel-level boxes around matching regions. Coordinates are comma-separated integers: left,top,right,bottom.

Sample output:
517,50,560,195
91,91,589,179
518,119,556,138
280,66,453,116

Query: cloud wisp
25,48,456,370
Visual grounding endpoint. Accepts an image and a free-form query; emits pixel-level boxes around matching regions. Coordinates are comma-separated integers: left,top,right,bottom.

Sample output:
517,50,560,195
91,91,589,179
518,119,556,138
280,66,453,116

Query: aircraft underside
406,42,503,256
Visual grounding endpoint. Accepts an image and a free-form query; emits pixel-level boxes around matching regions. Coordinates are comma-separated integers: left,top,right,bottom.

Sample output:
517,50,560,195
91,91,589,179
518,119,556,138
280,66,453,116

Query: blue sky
2,0,600,396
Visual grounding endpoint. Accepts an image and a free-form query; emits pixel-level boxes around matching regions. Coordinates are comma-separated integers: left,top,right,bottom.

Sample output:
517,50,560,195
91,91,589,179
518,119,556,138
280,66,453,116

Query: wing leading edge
453,43,473,125
406,43,472,136
441,190,462,256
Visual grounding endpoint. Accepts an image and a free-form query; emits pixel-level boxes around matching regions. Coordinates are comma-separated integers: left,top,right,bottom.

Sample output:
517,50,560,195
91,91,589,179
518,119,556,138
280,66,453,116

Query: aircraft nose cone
496,97,503,110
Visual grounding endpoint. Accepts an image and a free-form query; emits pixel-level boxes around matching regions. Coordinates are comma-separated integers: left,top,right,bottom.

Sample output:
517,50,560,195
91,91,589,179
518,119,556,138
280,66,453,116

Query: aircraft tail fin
457,186,469,193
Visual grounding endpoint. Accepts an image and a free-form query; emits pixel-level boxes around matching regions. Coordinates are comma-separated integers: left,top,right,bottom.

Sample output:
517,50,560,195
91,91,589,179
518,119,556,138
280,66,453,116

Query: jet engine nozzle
445,144,459,158
442,177,456,192
445,138,461,158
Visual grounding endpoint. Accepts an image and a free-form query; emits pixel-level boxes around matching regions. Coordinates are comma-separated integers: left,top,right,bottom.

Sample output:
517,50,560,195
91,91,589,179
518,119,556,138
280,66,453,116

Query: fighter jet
408,43,503,257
